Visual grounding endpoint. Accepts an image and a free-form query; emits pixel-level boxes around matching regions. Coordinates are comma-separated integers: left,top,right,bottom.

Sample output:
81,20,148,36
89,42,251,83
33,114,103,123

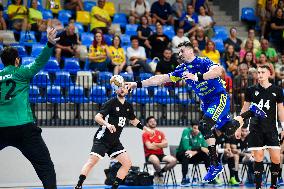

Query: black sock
111,177,123,189
271,163,280,187
208,145,218,166
77,174,86,187
254,161,264,189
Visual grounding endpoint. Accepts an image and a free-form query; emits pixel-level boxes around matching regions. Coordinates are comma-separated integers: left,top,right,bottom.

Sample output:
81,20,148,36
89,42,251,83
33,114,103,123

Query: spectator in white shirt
172,27,190,55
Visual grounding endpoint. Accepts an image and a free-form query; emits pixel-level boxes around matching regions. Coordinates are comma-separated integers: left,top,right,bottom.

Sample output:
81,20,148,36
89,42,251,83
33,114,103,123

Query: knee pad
199,116,216,140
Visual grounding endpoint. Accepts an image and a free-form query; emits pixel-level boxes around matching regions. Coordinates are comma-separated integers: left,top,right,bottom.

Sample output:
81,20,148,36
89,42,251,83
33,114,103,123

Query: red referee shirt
142,129,165,157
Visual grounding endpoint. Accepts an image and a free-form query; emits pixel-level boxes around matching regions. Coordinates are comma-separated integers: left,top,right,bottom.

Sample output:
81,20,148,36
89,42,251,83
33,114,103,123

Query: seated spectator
179,4,198,34
195,27,207,51
0,4,7,30
155,48,179,74
256,38,278,64
127,36,153,73
224,27,242,53
7,0,28,36
242,51,257,68
192,39,201,56
172,0,186,28
270,8,284,52
192,0,213,16
142,116,177,184
239,39,256,63
257,53,276,79
64,0,84,12
172,28,190,55
224,45,239,77
90,0,111,34
107,35,132,75
88,31,109,71
198,6,215,38
55,23,80,66
145,23,170,59
176,121,210,186
137,16,153,56
130,0,151,24
275,53,284,85
241,29,260,54
151,0,174,25
258,0,276,38
201,40,220,64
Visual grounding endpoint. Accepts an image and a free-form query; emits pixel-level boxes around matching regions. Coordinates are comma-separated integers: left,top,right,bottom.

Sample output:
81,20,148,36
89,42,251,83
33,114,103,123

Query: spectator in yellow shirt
88,31,109,71
107,35,133,75
7,0,28,33
90,0,111,34
201,40,220,64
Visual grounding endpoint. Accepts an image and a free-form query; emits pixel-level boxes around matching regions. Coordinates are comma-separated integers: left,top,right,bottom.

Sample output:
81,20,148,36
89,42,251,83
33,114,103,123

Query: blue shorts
202,93,231,130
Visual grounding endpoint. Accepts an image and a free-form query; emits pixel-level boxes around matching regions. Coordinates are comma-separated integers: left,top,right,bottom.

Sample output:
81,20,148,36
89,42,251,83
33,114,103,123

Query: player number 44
257,99,270,110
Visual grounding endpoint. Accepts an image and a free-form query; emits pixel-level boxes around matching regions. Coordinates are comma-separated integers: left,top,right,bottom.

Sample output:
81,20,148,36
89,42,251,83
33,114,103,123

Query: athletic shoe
229,177,240,185
181,177,190,186
74,186,82,189
250,103,267,118
203,163,224,182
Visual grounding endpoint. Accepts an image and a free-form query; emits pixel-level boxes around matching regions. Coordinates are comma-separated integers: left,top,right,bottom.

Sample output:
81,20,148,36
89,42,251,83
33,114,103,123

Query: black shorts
90,139,126,159
145,154,166,162
248,130,280,150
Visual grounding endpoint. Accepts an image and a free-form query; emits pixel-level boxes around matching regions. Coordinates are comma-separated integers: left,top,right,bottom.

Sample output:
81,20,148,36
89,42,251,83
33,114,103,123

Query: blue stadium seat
125,24,138,36
84,1,96,12
154,88,175,104
163,25,175,40
43,58,60,73
214,26,228,41
58,10,72,25
47,85,65,103
40,32,48,44
241,7,257,22
91,86,107,104
0,63,4,70
175,88,194,105
211,37,225,53
98,71,113,89
112,13,128,29
131,88,151,104
42,9,53,20
120,72,133,82
11,45,27,57
74,22,84,34
69,86,89,103
104,34,113,45
32,71,51,88
81,32,94,46
139,73,153,80
19,31,37,46
29,86,46,103
54,71,74,88
31,44,45,57
21,57,35,66
120,34,131,46
63,58,81,74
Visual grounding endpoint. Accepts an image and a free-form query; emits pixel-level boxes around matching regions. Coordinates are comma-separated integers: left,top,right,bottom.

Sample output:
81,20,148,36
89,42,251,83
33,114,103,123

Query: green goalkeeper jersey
0,45,53,127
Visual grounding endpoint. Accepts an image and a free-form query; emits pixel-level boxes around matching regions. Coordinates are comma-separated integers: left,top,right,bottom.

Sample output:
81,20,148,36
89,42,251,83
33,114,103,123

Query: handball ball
110,75,125,90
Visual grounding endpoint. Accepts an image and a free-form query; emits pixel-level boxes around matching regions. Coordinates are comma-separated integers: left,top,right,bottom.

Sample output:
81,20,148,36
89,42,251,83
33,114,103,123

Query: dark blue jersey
168,56,226,103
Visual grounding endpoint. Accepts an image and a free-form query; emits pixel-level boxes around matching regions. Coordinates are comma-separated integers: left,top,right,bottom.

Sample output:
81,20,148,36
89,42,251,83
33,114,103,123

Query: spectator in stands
179,4,198,34
192,39,201,56
88,31,109,71
64,0,84,12
224,27,242,53
257,53,276,79
145,23,170,59
172,28,190,55
224,45,239,77
155,48,179,74
176,121,210,186
256,38,278,64
90,0,111,34
275,53,284,85
127,36,152,73
195,27,207,51
142,116,177,184
172,0,186,28
107,35,132,75
192,0,213,16
137,16,153,56
0,4,7,30
258,0,276,38
130,0,151,24
201,40,220,64
242,51,257,68
239,39,256,63
150,0,174,25
55,23,80,66
198,6,215,38
8,0,28,37
241,29,260,54
270,8,284,52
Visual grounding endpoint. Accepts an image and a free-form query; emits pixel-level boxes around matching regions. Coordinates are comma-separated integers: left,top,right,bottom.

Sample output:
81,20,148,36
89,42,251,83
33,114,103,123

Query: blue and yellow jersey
168,56,226,103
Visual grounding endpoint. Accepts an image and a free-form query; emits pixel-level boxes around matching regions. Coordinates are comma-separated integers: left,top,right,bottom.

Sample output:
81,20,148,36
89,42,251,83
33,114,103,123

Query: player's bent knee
199,116,216,140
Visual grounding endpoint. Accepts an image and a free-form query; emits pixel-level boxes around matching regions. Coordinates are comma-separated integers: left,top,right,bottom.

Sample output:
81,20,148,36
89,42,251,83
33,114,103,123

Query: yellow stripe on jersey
212,93,227,121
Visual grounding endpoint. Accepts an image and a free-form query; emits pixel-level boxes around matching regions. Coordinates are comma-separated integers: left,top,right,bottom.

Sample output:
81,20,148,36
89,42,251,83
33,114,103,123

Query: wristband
136,81,142,88
137,122,144,130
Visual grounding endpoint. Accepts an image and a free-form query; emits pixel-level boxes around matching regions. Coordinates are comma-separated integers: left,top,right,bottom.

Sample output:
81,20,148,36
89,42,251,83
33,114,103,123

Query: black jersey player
74,75,153,189
236,65,284,189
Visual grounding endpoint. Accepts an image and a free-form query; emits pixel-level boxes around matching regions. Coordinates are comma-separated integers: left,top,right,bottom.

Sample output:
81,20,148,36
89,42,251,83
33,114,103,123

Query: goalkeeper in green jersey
0,27,59,189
